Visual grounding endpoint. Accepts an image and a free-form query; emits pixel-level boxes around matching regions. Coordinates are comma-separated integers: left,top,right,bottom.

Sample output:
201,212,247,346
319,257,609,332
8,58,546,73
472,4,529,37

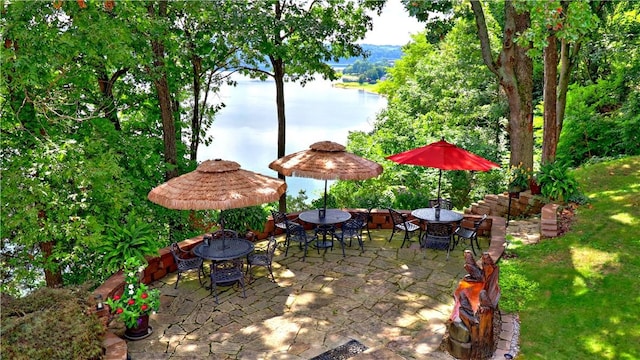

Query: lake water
198,75,387,202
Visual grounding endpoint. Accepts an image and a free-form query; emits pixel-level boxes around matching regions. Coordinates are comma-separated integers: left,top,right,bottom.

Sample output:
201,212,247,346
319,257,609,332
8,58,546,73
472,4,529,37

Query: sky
361,0,425,46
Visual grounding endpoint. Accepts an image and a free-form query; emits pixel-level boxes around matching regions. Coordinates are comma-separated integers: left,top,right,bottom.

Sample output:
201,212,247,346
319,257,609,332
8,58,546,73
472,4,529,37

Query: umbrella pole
219,213,226,248
437,169,442,200
323,180,328,211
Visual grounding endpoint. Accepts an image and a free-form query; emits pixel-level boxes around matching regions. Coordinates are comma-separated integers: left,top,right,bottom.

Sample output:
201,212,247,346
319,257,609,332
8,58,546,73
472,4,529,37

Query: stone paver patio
124,218,539,359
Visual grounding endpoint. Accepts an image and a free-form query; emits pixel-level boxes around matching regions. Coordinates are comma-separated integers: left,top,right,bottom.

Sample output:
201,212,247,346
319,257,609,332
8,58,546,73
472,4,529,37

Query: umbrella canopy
386,139,499,199
269,141,383,208
148,159,287,211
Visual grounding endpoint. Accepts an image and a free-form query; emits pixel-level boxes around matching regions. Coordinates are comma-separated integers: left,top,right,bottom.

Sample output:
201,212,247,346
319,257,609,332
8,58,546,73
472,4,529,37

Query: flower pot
124,314,152,340
508,186,522,198
529,179,541,195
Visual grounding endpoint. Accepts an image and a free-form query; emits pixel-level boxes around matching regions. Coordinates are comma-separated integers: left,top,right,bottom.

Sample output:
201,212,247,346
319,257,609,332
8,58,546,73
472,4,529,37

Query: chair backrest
429,198,453,210
211,258,243,278
388,208,407,226
169,242,182,261
352,212,368,228
342,217,363,233
426,223,453,238
472,214,488,232
265,237,278,261
211,229,238,239
271,210,288,225
287,222,308,242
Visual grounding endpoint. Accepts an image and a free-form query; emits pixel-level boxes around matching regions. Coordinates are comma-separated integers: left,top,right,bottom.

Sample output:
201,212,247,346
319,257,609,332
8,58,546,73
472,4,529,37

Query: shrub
219,205,269,235
96,216,163,276
1,286,105,360
538,161,580,203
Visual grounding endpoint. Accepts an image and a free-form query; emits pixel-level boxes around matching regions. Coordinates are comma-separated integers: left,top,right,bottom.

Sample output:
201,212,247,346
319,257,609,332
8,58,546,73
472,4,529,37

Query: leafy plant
1,286,105,360
507,163,532,192
105,257,160,329
96,216,162,275
311,192,338,210
537,161,580,202
286,190,310,213
219,206,269,235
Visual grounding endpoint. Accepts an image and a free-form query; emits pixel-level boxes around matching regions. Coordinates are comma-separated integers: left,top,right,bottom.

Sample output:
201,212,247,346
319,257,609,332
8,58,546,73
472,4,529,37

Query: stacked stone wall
464,190,544,220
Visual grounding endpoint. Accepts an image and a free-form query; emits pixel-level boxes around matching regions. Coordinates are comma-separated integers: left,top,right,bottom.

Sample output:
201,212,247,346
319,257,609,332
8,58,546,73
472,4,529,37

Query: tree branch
469,0,498,76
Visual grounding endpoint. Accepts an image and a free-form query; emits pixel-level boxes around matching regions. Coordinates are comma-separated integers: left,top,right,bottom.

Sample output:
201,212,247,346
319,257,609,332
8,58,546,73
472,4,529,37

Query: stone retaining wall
464,190,544,219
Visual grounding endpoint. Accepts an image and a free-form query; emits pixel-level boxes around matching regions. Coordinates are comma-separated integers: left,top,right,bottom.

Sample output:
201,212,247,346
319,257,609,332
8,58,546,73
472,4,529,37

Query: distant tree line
342,59,390,83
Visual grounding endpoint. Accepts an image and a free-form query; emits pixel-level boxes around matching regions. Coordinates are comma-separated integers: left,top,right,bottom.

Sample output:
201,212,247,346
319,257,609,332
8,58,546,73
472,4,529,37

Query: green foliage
342,59,388,82
515,1,600,55
219,206,269,234
507,163,532,192
286,190,311,213
1,287,105,360
558,78,640,166
96,217,163,277
537,161,580,203
311,192,338,210
391,187,431,210
104,257,160,329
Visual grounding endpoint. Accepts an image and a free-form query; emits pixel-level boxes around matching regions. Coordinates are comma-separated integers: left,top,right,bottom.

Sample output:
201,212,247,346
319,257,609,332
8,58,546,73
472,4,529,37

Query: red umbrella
386,139,500,199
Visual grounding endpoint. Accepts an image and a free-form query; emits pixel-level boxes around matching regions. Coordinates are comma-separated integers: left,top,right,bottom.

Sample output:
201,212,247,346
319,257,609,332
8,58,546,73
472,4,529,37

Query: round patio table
411,208,463,224
193,238,254,288
298,209,351,251
192,237,255,261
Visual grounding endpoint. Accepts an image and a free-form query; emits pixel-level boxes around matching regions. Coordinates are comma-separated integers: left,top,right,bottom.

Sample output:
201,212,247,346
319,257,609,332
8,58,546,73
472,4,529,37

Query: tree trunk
542,33,559,164
498,3,534,169
97,67,127,131
556,38,580,146
40,241,63,288
471,0,534,170
273,58,288,212
149,1,178,180
190,53,202,161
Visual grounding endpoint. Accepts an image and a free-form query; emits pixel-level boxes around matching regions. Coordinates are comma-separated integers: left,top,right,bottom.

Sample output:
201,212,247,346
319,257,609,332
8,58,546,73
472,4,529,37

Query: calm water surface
198,75,387,201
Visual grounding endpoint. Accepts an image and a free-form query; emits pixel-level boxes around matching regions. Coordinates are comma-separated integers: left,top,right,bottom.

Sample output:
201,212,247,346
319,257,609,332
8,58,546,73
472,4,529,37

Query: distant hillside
328,44,403,67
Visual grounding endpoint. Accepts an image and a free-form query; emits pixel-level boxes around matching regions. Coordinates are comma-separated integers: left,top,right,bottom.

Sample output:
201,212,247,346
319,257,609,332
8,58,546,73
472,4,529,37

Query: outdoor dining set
168,201,488,304
148,138,498,303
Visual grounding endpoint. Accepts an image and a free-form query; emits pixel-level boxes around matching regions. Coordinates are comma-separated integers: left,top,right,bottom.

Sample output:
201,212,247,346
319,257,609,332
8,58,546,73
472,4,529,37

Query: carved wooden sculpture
449,250,500,359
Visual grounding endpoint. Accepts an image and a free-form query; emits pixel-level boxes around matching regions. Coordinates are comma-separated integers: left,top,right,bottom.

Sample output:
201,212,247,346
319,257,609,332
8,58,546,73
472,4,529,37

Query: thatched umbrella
148,159,287,239
268,141,383,210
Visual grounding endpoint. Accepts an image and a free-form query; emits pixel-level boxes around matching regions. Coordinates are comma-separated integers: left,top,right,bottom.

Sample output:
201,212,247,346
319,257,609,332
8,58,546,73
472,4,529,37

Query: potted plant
105,257,160,340
529,171,542,195
507,163,531,198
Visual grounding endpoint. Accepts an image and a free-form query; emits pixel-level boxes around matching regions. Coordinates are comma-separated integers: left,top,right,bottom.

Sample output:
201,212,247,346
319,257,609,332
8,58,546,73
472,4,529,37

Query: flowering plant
507,163,532,192
105,257,160,328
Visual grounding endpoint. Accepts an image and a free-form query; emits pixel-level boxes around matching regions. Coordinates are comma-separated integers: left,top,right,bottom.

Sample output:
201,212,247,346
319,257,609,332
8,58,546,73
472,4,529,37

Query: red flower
113,295,121,300
141,293,148,299
116,308,124,314
127,299,135,306
141,304,148,311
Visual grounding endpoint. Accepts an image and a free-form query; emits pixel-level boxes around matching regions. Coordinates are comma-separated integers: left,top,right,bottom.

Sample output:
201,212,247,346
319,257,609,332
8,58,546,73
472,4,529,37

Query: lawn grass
500,156,640,360
332,81,381,93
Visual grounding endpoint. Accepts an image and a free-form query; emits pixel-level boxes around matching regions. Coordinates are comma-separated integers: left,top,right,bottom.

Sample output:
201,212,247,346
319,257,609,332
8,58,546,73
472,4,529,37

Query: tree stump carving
448,250,500,359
